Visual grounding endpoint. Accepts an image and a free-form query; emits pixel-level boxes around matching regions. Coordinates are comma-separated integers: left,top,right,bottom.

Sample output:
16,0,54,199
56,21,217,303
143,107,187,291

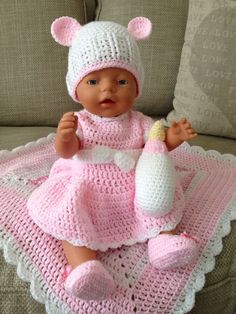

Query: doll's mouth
100,99,115,104
100,99,116,107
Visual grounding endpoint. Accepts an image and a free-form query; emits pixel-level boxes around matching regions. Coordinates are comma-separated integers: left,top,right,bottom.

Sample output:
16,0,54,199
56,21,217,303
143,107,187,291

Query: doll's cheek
75,85,86,102
76,84,89,102
75,90,80,101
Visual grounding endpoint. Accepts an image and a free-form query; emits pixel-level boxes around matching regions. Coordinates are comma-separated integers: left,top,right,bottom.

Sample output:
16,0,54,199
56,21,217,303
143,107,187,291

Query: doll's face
76,68,138,117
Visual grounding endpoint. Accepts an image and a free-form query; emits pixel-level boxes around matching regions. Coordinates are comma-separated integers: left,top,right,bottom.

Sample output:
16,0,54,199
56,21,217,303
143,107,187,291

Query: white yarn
66,21,144,101
1,135,236,314
135,152,177,217
73,145,142,172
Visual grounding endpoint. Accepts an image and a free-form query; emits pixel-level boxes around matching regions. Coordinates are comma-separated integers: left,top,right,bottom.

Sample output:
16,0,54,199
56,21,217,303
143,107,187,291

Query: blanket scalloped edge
0,230,68,313
0,134,236,314
174,196,236,313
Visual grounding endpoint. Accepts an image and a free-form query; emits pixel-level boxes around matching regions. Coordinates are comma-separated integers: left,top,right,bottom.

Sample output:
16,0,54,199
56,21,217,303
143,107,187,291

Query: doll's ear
128,17,152,40
51,16,82,47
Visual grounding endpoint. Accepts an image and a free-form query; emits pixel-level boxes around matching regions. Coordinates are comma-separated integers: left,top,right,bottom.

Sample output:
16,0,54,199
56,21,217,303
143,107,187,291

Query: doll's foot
148,233,199,270
64,260,116,300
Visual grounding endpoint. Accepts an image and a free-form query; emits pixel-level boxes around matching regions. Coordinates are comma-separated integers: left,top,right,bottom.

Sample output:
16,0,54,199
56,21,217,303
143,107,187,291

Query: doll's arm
55,112,80,158
165,118,197,151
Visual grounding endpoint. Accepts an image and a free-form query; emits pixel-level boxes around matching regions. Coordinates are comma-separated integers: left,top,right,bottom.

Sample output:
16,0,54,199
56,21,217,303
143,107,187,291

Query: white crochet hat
51,16,152,102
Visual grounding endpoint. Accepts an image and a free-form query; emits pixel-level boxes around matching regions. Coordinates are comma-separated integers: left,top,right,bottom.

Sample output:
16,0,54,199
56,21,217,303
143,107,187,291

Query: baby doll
27,16,198,301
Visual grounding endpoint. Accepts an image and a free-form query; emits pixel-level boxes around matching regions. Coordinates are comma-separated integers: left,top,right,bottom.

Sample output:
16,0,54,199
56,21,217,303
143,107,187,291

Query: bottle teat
148,121,165,141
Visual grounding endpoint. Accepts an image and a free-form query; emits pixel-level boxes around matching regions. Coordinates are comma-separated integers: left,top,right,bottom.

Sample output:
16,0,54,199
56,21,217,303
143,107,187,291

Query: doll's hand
166,118,197,151
55,112,79,158
170,118,197,142
57,112,78,142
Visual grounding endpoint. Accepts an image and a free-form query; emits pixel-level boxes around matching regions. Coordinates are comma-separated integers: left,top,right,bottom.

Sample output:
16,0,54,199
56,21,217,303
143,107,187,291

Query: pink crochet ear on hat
128,17,152,40
51,16,82,47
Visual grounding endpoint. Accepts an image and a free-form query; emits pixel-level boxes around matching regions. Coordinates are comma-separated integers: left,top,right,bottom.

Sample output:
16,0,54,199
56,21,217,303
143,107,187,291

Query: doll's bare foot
61,241,115,300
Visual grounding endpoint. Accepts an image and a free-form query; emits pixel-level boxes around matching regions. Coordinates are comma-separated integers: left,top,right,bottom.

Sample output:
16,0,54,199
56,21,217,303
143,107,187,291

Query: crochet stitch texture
51,17,150,101
135,121,178,217
27,110,185,250
0,136,236,313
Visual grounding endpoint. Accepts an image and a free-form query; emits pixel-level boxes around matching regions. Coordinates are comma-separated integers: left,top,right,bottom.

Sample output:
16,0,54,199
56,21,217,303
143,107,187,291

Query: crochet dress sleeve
74,111,84,142
139,112,154,143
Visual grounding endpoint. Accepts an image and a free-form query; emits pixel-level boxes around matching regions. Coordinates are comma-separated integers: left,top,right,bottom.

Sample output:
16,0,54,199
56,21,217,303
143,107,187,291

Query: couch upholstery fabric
0,0,86,127
0,0,236,313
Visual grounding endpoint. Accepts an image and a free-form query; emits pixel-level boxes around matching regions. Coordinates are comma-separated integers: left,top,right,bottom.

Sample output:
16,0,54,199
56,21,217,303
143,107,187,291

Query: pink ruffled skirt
28,158,184,251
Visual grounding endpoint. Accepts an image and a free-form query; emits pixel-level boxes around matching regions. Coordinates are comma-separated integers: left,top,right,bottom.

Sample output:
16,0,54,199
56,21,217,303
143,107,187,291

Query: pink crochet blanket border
0,134,236,314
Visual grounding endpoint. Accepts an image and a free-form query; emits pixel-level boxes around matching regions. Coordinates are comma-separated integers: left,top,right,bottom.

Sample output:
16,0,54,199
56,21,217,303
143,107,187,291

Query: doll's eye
118,79,128,85
87,79,97,85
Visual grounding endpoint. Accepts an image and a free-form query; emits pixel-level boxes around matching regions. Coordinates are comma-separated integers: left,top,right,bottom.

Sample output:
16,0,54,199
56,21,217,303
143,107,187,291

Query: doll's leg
160,228,177,235
148,228,199,270
62,240,97,268
61,241,116,300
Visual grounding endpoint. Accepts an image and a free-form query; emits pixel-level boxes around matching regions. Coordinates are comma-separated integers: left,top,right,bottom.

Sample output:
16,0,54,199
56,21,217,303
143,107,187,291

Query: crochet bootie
64,260,116,300
148,233,199,270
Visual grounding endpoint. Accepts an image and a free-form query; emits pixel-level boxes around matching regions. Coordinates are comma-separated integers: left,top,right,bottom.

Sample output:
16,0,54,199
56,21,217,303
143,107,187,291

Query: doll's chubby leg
148,229,199,270
160,228,177,236
61,241,97,267
61,241,116,300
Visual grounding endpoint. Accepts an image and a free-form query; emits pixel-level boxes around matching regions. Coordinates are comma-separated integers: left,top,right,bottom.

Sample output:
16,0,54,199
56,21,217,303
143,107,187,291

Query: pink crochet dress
28,109,184,251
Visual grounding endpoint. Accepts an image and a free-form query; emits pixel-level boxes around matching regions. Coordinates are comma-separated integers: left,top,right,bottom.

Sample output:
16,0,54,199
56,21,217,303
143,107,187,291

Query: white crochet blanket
0,134,236,313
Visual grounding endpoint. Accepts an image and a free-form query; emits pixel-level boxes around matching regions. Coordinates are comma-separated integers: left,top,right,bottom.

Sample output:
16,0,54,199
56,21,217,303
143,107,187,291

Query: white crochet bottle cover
135,121,177,217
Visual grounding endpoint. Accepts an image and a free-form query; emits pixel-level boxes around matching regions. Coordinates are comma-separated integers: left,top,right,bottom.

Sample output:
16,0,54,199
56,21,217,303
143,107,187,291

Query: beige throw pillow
167,0,236,139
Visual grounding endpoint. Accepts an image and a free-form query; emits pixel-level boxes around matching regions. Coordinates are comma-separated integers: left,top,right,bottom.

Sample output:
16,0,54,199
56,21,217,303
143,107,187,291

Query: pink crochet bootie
148,233,199,270
63,260,116,300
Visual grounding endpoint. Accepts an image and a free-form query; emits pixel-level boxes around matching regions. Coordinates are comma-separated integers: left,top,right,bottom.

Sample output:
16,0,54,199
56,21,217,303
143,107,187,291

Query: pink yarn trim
144,140,168,154
180,231,200,244
51,17,82,47
69,61,143,102
1,137,236,313
60,265,73,283
30,176,48,186
128,17,152,40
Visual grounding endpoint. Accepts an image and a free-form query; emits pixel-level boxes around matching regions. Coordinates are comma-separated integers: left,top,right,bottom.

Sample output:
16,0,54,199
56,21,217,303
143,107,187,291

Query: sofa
0,0,235,313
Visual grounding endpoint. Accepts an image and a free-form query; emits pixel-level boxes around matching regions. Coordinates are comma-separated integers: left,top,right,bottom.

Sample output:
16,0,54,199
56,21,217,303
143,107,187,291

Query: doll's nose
100,80,116,92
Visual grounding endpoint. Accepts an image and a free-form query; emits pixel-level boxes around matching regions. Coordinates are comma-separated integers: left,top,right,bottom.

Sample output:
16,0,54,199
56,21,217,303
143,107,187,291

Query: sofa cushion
1,126,235,155
190,135,236,156
167,0,236,139
0,127,55,151
0,0,88,127
96,0,189,117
